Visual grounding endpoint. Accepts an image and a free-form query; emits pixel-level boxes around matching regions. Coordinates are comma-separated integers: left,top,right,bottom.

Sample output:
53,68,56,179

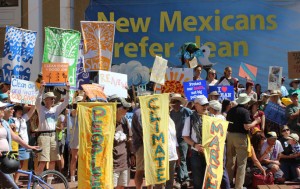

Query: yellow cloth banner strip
202,115,229,189
77,102,116,189
139,94,169,186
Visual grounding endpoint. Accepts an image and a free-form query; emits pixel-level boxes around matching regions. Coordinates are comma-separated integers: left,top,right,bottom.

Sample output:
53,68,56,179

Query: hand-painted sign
1,26,37,84
98,70,128,98
81,84,107,101
150,56,168,85
209,85,234,101
183,80,207,101
268,66,282,91
239,62,257,81
42,63,69,86
264,102,287,125
10,78,37,105
288,51,300,79
76,41,90,90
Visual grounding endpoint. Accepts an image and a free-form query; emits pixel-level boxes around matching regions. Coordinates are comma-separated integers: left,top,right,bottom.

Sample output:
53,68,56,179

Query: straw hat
286,133,299,142
266,131,277,139
236,93,251,105
289,79,300,87
170,93,187,105
43,92,57,99
209,91,220,97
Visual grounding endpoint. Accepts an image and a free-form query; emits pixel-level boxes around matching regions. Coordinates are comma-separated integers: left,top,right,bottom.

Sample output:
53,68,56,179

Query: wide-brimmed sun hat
289,79,300,87
43,92,57,100
236,93,251,105
170,93,187,105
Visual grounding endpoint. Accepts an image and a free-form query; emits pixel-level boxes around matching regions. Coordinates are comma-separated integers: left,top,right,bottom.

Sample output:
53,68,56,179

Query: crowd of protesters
0,64,299,189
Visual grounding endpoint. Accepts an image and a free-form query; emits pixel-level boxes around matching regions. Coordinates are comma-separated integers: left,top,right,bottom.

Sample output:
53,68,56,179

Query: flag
43,27,81,88
139,94,169,185
239,62,257,81
81,21,116,71
202,115,229,189
77,102,116,189
76,40,90,90
1,26,37,84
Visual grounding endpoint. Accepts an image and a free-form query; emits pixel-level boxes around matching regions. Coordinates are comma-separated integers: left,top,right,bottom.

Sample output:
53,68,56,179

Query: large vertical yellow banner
202,115,229,189
81,21,115,71
77,102,116,189
139,94,169,186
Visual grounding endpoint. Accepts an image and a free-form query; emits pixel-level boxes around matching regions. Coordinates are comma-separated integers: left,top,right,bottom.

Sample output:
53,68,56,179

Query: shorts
135,146,144,171
113,169,130,187
18,147,30,160
37,134,60,162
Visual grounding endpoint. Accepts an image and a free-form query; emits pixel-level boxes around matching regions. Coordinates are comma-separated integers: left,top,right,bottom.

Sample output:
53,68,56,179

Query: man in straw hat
226,93,262,188
208,91,220,101
260,132,285,183
182,95,209,188
169,93,192,188
35,80,70,175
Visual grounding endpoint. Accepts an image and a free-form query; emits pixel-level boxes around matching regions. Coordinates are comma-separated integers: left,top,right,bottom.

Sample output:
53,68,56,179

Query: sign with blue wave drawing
85,0,300,90
1,26,37,84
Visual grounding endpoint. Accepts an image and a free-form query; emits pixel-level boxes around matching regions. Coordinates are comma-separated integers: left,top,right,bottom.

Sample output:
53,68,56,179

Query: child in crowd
287,133,300,182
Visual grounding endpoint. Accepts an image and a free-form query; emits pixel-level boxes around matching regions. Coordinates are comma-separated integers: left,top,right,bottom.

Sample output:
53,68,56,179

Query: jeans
221,146,231,189
0,170,18,189
190,150,206,189
166,160,176,189
176,138,189,183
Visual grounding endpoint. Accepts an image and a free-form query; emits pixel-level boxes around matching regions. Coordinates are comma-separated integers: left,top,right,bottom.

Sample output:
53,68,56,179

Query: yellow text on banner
139,94,169,186
77,102,116,189
202,115,229,189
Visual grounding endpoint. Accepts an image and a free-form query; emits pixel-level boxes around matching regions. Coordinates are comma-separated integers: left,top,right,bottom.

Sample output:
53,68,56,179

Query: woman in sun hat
288,79,300,103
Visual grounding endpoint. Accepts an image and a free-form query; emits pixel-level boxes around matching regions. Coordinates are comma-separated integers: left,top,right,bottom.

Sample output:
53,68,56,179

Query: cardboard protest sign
98,70,128,98
81,84,107,101
150,56,168,85
81,21,116,71
264,102,287,125
209,86,235,101
42,63,69,86
155,68,193,96
268,66,282,91
43,27,81,88
288,51,300,79
77,102,116,189
10,78,37,105
183,80,207,101
202,115,228,189
239,62,257,81
1,26,37,84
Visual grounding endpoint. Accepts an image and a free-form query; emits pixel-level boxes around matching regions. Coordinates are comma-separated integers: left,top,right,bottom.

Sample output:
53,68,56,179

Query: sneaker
173,181,181,189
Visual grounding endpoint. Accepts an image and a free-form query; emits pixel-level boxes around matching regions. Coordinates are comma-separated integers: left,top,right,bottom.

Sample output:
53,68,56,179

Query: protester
226,93,261,189
280,77,289,98
193,65,203,81
182,96,209,189
169,93,192,188
0,101,40,189
221,99,231,118
108,95,134,189
69,95,83,183
249,100,265,134
286,133,300,181
288,79,300,102
12,105,36,185
255,83,262,100
35,81,70,175
56,110,66,173
208,91,220,101
279,125,300,181
218,66,237,87
285,92,300,135
239,81,257,101
206,68,218,88
259,132,285,183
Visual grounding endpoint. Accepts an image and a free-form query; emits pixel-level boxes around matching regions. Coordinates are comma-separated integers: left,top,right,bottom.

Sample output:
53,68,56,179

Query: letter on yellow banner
77,102,116,189
139,94,169,186
202,115,228,189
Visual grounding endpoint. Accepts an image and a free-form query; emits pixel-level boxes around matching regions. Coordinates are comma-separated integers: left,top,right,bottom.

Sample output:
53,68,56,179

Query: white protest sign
10,78,38,105
268,66,282,91
98,70,128,98
150,56,168,85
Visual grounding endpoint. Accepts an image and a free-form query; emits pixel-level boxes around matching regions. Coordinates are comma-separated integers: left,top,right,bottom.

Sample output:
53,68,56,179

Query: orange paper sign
81,84,107,101
42,63,69,86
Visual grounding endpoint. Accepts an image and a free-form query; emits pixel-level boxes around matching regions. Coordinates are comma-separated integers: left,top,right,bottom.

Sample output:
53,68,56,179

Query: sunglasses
201,104,209,107
282,129,290,132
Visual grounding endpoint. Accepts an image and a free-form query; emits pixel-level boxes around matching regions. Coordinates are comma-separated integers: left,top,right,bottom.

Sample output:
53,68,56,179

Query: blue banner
85,0,300,90
183,80,207,101
1,26,37,84
209,86,234,101
76,41,90,90
264,102,287,125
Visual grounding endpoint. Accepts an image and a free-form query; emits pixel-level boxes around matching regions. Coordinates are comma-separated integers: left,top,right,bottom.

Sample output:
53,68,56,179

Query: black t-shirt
279,137,294,162
113,117,132,172
227,105,251,134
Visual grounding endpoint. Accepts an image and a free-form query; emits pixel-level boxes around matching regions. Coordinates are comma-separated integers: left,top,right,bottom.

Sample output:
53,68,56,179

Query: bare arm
10,127,39,150
261,114,265,131
250,146,266,176
26,105,36,120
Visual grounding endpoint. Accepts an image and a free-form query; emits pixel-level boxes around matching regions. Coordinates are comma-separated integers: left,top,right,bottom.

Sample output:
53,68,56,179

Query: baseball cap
266,131,277,139
194,96,209,106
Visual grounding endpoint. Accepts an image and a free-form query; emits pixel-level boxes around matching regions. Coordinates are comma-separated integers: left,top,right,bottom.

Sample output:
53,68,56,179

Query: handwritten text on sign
183,80,208,101
98,70,128,98
10,78,37,105
264,102,287,125
42,63,69,86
